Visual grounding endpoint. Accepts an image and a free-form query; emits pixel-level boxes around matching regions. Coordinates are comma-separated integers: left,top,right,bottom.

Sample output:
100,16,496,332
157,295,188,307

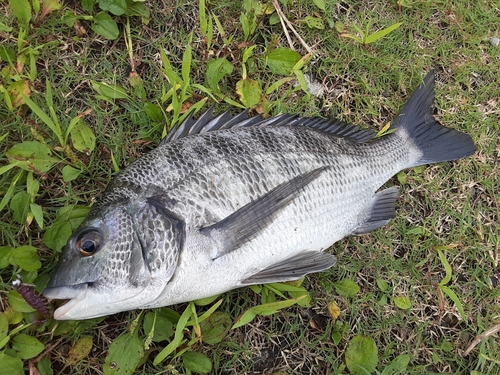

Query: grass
1,0,499,374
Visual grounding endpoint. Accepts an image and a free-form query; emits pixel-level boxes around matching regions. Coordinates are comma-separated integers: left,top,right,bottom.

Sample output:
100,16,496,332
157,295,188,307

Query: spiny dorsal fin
284,117,376,142
160,108,376,145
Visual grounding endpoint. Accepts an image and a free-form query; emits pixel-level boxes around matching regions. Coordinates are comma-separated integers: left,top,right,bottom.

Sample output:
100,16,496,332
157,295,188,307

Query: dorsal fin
160,108,377,145
284,117,376,142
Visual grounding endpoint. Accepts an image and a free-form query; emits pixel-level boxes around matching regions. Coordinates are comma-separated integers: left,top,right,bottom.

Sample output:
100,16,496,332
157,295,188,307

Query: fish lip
43,283,89,320
43,283,88,301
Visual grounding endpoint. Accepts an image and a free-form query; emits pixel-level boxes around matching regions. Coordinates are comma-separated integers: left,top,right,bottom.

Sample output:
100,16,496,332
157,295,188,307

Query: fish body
44,72,476,320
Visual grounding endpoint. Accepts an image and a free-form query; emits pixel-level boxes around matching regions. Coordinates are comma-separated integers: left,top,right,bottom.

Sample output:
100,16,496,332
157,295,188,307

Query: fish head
44,203,177,320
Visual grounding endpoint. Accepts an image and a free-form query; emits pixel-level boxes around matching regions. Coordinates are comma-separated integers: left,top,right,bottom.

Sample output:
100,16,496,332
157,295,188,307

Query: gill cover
133,196,185,281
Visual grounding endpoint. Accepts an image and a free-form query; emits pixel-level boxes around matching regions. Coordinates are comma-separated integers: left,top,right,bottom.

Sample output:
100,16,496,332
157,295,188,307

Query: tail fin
392,71,476,167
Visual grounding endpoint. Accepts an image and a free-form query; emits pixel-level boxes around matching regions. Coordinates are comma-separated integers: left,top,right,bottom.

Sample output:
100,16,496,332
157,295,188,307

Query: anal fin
241,251,336,285
352,187,399,235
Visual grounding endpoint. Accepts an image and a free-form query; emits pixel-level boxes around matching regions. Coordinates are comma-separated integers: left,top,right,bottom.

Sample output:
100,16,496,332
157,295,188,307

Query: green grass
1,0,499,374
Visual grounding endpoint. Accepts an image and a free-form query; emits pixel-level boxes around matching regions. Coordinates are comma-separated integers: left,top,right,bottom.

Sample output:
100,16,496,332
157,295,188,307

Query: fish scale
44,72,476,319
136,126,397,227
178,131,416,240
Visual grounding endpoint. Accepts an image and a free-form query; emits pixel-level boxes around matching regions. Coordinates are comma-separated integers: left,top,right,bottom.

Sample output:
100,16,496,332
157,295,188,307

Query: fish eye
76,229,103,257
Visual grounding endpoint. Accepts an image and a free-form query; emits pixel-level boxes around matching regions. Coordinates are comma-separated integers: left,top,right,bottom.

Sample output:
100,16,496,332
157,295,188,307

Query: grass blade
181,34,193,87
437,249,453,286
365,22,402,44
159,49,181,85
154,302,193,364
439,285,466,320
186,299,223,326
199,0,207,36
20,93,64,146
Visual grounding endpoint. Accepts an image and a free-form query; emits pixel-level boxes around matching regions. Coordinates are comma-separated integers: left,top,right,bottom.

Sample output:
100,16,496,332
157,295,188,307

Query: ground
0,0,499,374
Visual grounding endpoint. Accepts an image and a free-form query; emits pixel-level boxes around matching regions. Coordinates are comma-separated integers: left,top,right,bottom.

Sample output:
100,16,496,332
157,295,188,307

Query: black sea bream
44,72,476,320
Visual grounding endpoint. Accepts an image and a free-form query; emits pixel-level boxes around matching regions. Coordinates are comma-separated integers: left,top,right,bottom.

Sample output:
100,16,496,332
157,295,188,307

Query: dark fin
216,111,292,130
161,107,214,144
352,187,399,235
391,71,476,167
201,167,328,258
160,108,376,144
284,117,376,142
241,251,336,284
161,108,278,144
161,110,197,144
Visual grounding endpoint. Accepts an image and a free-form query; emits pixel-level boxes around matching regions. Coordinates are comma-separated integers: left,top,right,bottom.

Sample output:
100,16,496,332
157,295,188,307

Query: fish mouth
43,283,88,320
44,283,88,300
43,281,160,320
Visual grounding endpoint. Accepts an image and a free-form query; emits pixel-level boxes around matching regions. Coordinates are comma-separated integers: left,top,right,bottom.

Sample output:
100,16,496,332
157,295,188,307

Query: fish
43,72,476,320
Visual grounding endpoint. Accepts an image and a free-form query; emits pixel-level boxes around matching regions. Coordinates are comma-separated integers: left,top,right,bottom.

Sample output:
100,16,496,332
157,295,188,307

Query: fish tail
392,71,476,168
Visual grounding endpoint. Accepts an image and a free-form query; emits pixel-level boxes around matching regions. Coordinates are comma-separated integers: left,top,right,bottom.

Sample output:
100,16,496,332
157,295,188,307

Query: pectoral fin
201,167,328,258
241,251,336,284
352,187,399,235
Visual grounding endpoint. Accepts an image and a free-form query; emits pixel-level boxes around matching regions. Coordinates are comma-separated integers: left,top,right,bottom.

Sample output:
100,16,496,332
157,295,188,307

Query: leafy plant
232,282,309,329
94,282,310,373
0,255,47,374
345,335,412,375
302,15,325,30
340,21,403,45
332,279,360,297
236,45,263,108
0,80,95,229
312,0,326,11
104,314,145,375
376,278,391,305
158,34,213,130
432,245,466,320
62,0,150,40
1,0,61,110
346,335,379,375
199,0,314,110
240,0,272,41
0,322,46,375
393,295,412,310
265,47,302,75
